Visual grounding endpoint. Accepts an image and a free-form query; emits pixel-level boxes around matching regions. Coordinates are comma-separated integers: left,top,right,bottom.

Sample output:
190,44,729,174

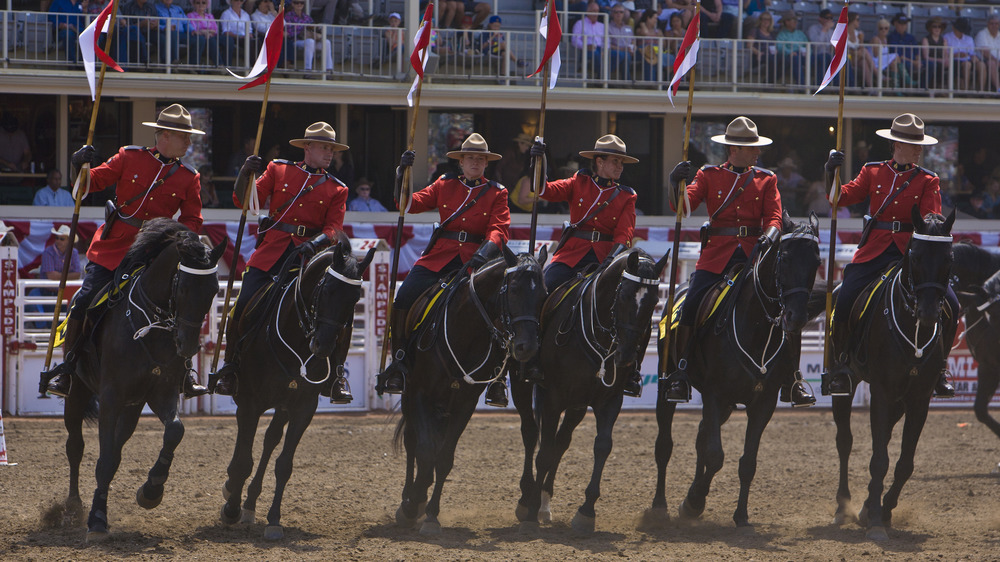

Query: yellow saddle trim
658,291,688,340
657,268,742,340
91,265,146,309
834,264,899,332
54,316,69,348
413,284,447,331
554,277,587,309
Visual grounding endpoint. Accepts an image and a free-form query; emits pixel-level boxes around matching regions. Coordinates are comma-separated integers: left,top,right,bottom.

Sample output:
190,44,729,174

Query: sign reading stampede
2,257,16,337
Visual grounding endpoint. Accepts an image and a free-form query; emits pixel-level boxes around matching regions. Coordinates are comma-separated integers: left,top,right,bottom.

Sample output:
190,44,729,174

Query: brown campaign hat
711,116,772,147
447,133,502,161
289,122,350,151
141,104,206,135
875,113,938,145
578,134,639,163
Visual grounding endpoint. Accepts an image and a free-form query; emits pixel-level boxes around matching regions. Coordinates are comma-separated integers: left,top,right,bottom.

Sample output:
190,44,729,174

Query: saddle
53,265,146,349
657,265,744,358
840,263,899,337
409,269,464,351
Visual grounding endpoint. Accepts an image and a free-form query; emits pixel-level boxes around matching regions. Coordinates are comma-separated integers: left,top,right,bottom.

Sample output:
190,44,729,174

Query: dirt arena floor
2,407,999,560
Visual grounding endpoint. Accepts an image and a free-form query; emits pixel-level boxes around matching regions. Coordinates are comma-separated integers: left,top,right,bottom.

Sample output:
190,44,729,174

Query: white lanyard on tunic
120,153,169,221
578,176,615,225
442,180,477,223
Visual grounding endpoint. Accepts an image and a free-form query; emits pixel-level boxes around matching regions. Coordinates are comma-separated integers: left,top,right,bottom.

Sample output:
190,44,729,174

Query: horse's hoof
419,520,442,535
678,499,702,520
395,506,417,527
736,522,755,535
66,496,84,511
867,525,889,541
263,525,284,540
416,502,427,518
220,503,240,526
571,511,596,534
222,480,232,501
832,512,848,525
638,507,670,530
539,491,553,523
240,508,256,524
85,529,110,543
515,502,530,522
136,485,163,510
518,520,540,535
857,506,870,527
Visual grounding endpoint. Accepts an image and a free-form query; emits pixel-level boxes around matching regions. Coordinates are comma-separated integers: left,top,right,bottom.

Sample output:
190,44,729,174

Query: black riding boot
327,369,353,404
376,306,410,395
520,357,544,385
212,359,239,396
662,324,693,403
821,327,853,396
183,372,209,398
934,369,955,398
779,370,816,407
484,374,509,407
41,316,83,398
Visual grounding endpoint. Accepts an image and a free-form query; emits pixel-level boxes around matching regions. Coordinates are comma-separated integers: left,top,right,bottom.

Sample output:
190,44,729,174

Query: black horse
512,248,668,533
831,208,957,540
647,213,821,529
948,241,1000,444
61,218,225,541
220,239,375,540
394,245,548,535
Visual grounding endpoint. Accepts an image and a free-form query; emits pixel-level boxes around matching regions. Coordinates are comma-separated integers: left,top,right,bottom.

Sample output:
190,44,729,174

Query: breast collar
458,175,487,189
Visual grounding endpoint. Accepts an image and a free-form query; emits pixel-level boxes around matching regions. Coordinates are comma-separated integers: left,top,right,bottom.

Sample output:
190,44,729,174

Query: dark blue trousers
679,247,748,326
394,256,463,310
543,249,600,294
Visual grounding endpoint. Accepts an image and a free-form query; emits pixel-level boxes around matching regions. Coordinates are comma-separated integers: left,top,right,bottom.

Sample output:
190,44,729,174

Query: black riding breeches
543,249,600,294
231,242,297,322
68,261,114,321
393,256,463,310
680,247,748,327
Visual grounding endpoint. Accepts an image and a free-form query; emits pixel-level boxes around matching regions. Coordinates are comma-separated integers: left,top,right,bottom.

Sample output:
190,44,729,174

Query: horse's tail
83,395,99,425
392,410,406,455
807,279,835,321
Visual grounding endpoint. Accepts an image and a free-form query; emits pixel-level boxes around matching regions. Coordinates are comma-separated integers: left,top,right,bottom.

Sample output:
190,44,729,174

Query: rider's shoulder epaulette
700,164,719,171
441,172,459,180
272,158,293,165
123,145,146,151
864,160,884,168
488,180,506,191
753,166,775,176
179,161,198,174
917,166,938,178
577,168,594,177
616,184,635,195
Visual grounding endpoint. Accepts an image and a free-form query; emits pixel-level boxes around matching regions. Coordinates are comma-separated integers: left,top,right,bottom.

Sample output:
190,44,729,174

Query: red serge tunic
682,163,782,274
406,174,511,273
540,170,637,268
241,159,349,271
87,146,203,270
836,161,941,265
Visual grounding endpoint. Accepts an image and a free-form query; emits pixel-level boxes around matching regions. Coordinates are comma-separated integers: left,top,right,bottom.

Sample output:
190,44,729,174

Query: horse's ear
809,211,820,233
332,241,347,262
626,250,639,272
944,208,956,233
209,237,227,264
655,249,670,277
359,247,376,274
502,243,517,267
782,209,793,232
536,243,548,266
911,205,924,232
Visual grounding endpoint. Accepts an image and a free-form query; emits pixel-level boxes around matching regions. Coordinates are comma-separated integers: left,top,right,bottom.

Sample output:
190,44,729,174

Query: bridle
129,259,219,341
889,231,953,359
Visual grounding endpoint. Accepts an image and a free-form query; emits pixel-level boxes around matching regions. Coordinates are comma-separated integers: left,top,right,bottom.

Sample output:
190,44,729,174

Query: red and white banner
814,4,850,95
528,0,562,90
228,8,285,90
667,9,700,107
79,0,123,100
407,3,435,107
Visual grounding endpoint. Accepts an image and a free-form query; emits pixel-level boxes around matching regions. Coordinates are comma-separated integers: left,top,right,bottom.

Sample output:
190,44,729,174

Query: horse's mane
120,218,204,270
953,240,1000,288
982,271,1000,299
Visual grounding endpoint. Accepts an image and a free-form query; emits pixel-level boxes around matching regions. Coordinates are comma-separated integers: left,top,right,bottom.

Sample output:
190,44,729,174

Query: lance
41,0,123,394
659,2,700,380
378,20,431,376
528,6,554,251
208,0,286,387
822,51,849,379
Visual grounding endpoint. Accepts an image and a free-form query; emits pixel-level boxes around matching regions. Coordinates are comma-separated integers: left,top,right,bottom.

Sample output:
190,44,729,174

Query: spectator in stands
436,0,464,29
34,170,75,207
981,176,1000,216
156,0,189,64
807,8,835,86
663,11,687,40
347,178,387,211
41,225,82,281
119,0,157,66
573,2,606,78
872,18,904,88
310,0,352,25
888,13,921,87
776,156,806,214
845,12,877,90
198,164,220,208
285,0,333,77
463,0,492,29
635,9,672,80
775,11,807,86
251,0,277,35
187,0,220,65
744,0,769,19
976,15,1000,93
49,0,84,63
0,112,31,173
85,0,108,15
607,3,635,80
330,148,354,187
658,0,694,32
749,11,777,84
959,189,991,219
221,0,252,66
498,132,532,191
384,12,403,62
481,15,523,70
922,16,951,90
700,0,734,38
946,17,986,91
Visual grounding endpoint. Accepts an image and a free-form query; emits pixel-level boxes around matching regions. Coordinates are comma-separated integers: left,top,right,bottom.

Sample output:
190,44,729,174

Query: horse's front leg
973,356,1000,441
862,385,895,541
733,392,777,528
137,389,185,510
511,378,538,522
831,392,855,524
243,408,290,525
572,394,624,534
87,402,143,541
401,393,437,529
222,404,265,526
396,401,420,526
681,395,726,519
646,390,677,521
263,402,317,540
420,395,478,535
540,405,587,524
881,397,929,532
64,384,94,514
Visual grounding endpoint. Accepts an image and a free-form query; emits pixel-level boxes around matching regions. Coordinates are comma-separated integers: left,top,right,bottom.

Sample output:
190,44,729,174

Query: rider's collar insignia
300,162,323,174
723,162,750,174
586,169,617,188
459,175,486,188
890,160,914,172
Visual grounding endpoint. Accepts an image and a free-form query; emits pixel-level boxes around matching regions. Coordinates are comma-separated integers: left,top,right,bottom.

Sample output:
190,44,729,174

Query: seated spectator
310,0,352,25
187,0,220,65
573,2,606,78
462,0,492,29
959,189,991,219
947,17,987,91
700,0,734,38
436,0,464,29
845,12,877,90
384,12,403,62
607,3,635,80
807,8,835,85
663,11,687,40
156,0,189,64
748,10,777,84
982,176,1000,216
775,11,807,85
285,0,333,76
635,9,671,81
221,0,252,66
658,0,694,32
744,0,769,19
347,178,388,211
481,16,523,70
34,169,75,207
49,0,84,63
922,16,951,90
41,225,81,281
198,165,220,208
976,15,1000,93
119,0,157,66
85,0,108,15
251,0,278,35
888,13,921,87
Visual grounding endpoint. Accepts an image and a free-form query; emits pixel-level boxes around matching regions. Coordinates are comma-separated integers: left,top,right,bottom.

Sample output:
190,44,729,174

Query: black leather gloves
825,150,845,172
669,160,692,187
466,240,500,272
399,150,415,169
758,225,780,250
71,145,96,168
601,243,627,269
299,233,330,258
529,140,546,159
234,155,263,207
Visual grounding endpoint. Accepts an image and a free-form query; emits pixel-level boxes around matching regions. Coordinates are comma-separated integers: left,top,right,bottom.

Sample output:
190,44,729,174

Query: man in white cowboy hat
527,133,644,397
662,116,813,407
376,133,511,404
42,103,207,399
823,113,959,398
0,220,17,246
40,225,81,281
213,121,352,401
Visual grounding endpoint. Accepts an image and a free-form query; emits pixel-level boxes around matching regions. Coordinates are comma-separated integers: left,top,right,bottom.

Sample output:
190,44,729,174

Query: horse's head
906,207,955,325
610,249,668,368
172,232,226,357
496,243,547,362
774,211,821,333
303,241,375,358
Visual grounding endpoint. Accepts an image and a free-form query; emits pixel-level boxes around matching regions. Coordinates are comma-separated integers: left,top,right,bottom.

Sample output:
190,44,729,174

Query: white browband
622,271,659,286
178,263,218,275
781,232,819,243
325,266,363,286
911,233,953,243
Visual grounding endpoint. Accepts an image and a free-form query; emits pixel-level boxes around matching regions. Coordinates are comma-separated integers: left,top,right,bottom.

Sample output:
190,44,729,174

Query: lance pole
822,62,848,376
528,17,553,250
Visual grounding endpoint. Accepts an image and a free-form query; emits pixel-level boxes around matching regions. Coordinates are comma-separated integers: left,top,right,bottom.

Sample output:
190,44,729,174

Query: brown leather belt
572,229,613,242
272,221,321,237
438,230,485,244
706,225,762,237
872,220,913,232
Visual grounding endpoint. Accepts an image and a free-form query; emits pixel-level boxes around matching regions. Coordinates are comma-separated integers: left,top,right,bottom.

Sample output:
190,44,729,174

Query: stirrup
781,373,816,408
821,369,852,397
484,380,508,408
46,373,72,399
623,371,643,398
329,375,353,404
933,370,955,398
39,361,72,398
183,373,209,398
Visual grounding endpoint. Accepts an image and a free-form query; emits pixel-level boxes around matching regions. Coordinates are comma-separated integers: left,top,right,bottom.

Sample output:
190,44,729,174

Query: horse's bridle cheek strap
622,271,659,286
